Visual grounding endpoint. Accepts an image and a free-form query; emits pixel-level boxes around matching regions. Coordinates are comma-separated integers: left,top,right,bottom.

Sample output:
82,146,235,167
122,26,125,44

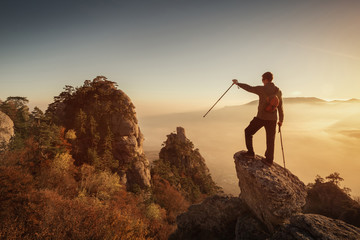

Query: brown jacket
237,82,284,122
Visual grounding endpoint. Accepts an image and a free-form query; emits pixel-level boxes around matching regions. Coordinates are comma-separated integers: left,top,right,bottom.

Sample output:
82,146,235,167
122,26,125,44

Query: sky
1,0,360,116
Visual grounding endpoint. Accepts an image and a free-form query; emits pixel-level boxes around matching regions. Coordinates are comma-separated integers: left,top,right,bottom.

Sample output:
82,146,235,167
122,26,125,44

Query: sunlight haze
1,0,359,196
1,0,360,116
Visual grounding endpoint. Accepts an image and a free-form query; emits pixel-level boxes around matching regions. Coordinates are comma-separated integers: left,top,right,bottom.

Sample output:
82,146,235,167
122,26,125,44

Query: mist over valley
140,97,360,197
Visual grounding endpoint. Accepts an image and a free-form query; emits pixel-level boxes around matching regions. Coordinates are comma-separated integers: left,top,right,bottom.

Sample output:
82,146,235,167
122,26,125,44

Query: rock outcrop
108,93,151,188
156,127,221,202
172,150,360,239
170,195,253,240
271,213,360,240
0,111,14,147
47,77,151,189
234,151,307,232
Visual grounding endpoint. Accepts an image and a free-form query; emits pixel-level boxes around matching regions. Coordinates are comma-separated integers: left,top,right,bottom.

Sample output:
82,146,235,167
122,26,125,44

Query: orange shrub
152,175,190,223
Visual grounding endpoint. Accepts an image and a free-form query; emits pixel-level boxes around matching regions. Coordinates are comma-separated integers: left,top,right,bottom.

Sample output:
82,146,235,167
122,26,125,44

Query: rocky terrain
171,151,360,239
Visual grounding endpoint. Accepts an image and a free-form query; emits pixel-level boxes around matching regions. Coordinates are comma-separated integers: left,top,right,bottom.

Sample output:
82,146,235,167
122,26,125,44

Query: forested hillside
0,77,219,239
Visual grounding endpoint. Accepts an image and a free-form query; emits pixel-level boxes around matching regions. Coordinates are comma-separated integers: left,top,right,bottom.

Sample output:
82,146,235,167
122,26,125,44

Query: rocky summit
172,150,360,239
0,111,14,146
234,151,307,232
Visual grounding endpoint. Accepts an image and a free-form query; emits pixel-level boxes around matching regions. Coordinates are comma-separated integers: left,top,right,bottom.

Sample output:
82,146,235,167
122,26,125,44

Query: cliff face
0,111,14,146
106,92,150,188
47,77,151,189
172,150,360,239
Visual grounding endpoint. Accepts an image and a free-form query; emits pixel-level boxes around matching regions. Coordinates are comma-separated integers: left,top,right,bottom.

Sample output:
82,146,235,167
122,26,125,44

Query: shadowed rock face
0,111,14,146
108,94,151,188
234,151,307,232
170,195,251,240
304,181,360,228
271,214,360,240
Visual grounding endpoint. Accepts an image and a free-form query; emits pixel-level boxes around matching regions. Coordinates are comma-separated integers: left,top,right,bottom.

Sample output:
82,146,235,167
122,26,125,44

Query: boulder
170,195,250,240
271,213,360,240
234,151,307,232
0,111,14,147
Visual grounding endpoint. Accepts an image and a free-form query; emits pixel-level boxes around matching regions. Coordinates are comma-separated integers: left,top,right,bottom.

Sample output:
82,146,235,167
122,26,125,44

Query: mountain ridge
238,97,360,107
140,97,360,118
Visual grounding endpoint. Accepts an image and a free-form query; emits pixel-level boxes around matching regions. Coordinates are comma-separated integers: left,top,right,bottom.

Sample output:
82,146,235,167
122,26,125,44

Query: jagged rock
176,127,186,143
170,195,250,240
234,151,307,232
0,111,14,147
271,214,360,240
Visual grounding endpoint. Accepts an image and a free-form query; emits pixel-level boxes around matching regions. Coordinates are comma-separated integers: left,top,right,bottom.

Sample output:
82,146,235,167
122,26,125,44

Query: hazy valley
140,97,360,197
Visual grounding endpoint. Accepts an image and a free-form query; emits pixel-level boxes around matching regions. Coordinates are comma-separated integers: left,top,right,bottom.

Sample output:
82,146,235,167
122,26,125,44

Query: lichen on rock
234,151,307,232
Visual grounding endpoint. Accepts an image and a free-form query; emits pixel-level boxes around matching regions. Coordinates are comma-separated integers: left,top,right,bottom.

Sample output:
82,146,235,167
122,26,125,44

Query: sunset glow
1,1,360,116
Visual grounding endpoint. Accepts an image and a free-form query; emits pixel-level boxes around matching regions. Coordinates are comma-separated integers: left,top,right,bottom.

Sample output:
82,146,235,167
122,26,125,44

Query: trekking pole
203,82,235,118
278,125,286,169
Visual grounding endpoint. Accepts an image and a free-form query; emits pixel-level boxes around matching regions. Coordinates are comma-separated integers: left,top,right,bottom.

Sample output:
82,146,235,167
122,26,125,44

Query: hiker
232,72,284,166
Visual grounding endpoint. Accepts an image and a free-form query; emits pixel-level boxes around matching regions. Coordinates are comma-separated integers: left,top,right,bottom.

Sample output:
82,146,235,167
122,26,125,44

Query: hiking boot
261,157,273,167
241,151,255,159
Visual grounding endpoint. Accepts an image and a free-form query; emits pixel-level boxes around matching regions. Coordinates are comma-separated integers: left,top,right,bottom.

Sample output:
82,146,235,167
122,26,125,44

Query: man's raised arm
232,79,261,95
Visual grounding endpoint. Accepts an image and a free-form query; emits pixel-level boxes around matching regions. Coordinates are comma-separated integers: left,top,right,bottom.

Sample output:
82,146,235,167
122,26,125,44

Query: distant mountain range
140,96,360,196
244,97,360,106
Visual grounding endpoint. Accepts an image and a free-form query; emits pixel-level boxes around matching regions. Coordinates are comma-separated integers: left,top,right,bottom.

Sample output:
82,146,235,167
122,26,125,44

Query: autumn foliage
0,77,224,239
0,78,178,240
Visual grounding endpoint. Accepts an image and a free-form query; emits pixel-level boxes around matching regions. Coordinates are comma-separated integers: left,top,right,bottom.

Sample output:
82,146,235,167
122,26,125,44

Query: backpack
264,90,280,113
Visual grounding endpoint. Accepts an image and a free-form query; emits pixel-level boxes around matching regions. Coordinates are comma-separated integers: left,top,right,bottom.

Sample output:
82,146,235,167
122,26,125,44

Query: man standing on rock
232,72,284,166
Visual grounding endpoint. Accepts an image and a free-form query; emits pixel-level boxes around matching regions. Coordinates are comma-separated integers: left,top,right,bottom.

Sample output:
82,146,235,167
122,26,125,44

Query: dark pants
245,117,277,162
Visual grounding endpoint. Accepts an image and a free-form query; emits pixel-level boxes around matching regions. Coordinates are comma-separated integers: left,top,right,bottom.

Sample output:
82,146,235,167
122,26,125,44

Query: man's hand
232,79,238,85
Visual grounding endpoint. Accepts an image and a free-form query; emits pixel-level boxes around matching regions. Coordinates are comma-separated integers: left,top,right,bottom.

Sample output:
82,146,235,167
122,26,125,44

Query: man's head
262,72,273,85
